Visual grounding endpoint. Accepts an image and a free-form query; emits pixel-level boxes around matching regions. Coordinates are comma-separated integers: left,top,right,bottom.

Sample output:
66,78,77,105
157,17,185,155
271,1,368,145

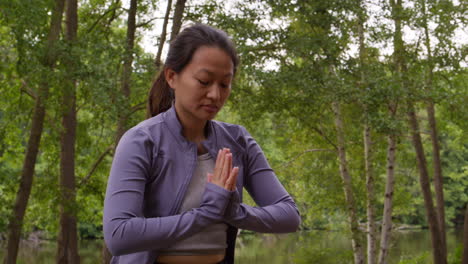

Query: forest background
0,0,467,263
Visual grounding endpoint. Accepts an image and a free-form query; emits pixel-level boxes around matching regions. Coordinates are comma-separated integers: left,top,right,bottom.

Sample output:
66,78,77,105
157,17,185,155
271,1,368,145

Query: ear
165,68,177,90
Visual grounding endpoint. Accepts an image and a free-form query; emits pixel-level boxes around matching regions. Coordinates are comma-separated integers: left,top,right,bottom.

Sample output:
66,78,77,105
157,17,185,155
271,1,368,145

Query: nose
206,84,221,101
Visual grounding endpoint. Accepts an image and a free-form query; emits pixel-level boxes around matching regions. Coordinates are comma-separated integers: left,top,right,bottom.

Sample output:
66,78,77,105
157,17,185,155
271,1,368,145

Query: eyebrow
194,69,233,77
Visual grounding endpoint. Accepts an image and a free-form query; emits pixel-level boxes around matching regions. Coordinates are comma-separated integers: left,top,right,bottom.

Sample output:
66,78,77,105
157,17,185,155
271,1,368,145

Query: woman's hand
207,148,238,191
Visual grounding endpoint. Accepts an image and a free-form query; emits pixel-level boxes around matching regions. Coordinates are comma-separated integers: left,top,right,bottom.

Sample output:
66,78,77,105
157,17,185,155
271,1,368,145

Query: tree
355,1,377,262
0,1,466,262
3,1,66,263
332,101,365,264
419,0,447,258
390,0,446,262
56,0,80,263
170,0,187,42
378,133,397,264
103,0,138,262
155,0,172,69
115,0,137,144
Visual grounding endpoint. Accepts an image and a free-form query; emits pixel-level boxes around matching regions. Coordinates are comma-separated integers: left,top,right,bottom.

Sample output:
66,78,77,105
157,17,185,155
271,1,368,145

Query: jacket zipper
168,144,198,215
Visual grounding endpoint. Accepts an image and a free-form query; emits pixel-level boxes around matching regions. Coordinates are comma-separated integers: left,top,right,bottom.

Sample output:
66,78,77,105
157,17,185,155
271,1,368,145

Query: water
235,229,464,264
0,229,464,263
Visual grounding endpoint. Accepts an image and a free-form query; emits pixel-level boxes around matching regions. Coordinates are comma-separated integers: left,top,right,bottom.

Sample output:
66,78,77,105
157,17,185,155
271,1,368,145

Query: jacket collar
163,103,218,152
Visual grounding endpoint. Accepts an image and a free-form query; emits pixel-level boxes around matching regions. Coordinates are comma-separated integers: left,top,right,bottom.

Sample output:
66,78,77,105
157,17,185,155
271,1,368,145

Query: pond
0,229,464,263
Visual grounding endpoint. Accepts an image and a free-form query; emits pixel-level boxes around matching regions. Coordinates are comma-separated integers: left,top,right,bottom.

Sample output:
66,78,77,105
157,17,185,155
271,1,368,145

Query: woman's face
166,46,234,123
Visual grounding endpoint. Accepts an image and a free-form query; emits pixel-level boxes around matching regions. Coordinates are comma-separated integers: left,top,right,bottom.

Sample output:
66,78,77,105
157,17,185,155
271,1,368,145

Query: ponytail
146,70,174,118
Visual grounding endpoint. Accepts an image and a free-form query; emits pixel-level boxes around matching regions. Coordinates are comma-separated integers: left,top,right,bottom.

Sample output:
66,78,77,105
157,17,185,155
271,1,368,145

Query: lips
201,104,219,113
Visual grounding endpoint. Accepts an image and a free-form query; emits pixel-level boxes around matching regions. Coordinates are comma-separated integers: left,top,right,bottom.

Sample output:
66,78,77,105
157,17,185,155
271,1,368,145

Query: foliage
447,244,463,264
0,0,466,262
397,251,431,264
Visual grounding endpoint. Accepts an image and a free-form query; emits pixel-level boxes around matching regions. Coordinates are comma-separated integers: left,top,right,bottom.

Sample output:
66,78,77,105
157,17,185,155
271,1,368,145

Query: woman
103,23,300,264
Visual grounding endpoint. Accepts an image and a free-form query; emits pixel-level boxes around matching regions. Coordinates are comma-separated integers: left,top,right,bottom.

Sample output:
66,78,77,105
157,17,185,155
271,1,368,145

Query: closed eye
197,79,209,86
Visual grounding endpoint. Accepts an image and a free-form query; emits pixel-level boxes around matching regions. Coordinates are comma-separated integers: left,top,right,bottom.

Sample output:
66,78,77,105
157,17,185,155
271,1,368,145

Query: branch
314,115,338,150
106,3,121,27
136,17,162,28
315,128,338,149
78,145,113,188
238,83,338,150
20,80,37,98
280,148,335,169
244,43,281,53
19,79,59,132
125,101,146,118
86,0,121,33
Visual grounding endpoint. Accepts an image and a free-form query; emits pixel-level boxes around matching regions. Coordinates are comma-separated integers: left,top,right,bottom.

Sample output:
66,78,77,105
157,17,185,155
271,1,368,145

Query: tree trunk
407,104,446,264
421,0,447,258
364,125,377,264
332,101,365,264
169,0,187,42
389,0,446,262
462,204,468,264
56,0,80,263
427,101,447,255
356,2,377,262
115,0,137,144
3,1,66,263
102,1,138,263
378,133,397,264
155,0,172,69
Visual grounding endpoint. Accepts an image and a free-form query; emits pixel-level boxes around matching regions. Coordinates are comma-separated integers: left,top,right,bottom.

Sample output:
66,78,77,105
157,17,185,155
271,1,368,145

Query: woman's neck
175,106,207,143
183,124,206,143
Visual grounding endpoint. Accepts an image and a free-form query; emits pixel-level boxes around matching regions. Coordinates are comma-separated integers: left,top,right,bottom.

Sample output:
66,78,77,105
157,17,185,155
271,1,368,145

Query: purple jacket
103,105,301,264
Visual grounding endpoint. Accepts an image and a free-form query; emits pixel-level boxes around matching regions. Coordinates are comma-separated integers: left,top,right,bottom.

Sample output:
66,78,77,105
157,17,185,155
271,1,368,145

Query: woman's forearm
104,183,231,256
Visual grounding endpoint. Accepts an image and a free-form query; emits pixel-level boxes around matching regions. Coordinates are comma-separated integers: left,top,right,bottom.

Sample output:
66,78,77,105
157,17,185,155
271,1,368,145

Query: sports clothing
103,105,300,264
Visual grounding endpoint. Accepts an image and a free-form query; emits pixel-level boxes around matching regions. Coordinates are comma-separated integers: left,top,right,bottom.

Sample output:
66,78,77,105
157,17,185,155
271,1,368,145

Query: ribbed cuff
200,183,233,218
224,188,241,222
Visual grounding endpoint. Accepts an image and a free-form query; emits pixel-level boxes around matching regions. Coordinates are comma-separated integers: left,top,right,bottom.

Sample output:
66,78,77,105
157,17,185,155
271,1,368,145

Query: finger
225,153,233,179
225,166,237,190
214,149,223,177
216,149,227,180
231,167,238,190
220,152,230,184
207,173,213,183
227,153,232,177
225,166,239,191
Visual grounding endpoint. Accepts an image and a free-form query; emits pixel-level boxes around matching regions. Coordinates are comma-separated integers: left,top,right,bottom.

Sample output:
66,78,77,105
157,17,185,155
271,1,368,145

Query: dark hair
146,23,239,118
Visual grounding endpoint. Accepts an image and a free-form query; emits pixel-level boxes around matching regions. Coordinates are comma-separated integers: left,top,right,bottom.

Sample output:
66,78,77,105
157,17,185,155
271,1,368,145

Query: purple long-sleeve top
103,105,301,264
